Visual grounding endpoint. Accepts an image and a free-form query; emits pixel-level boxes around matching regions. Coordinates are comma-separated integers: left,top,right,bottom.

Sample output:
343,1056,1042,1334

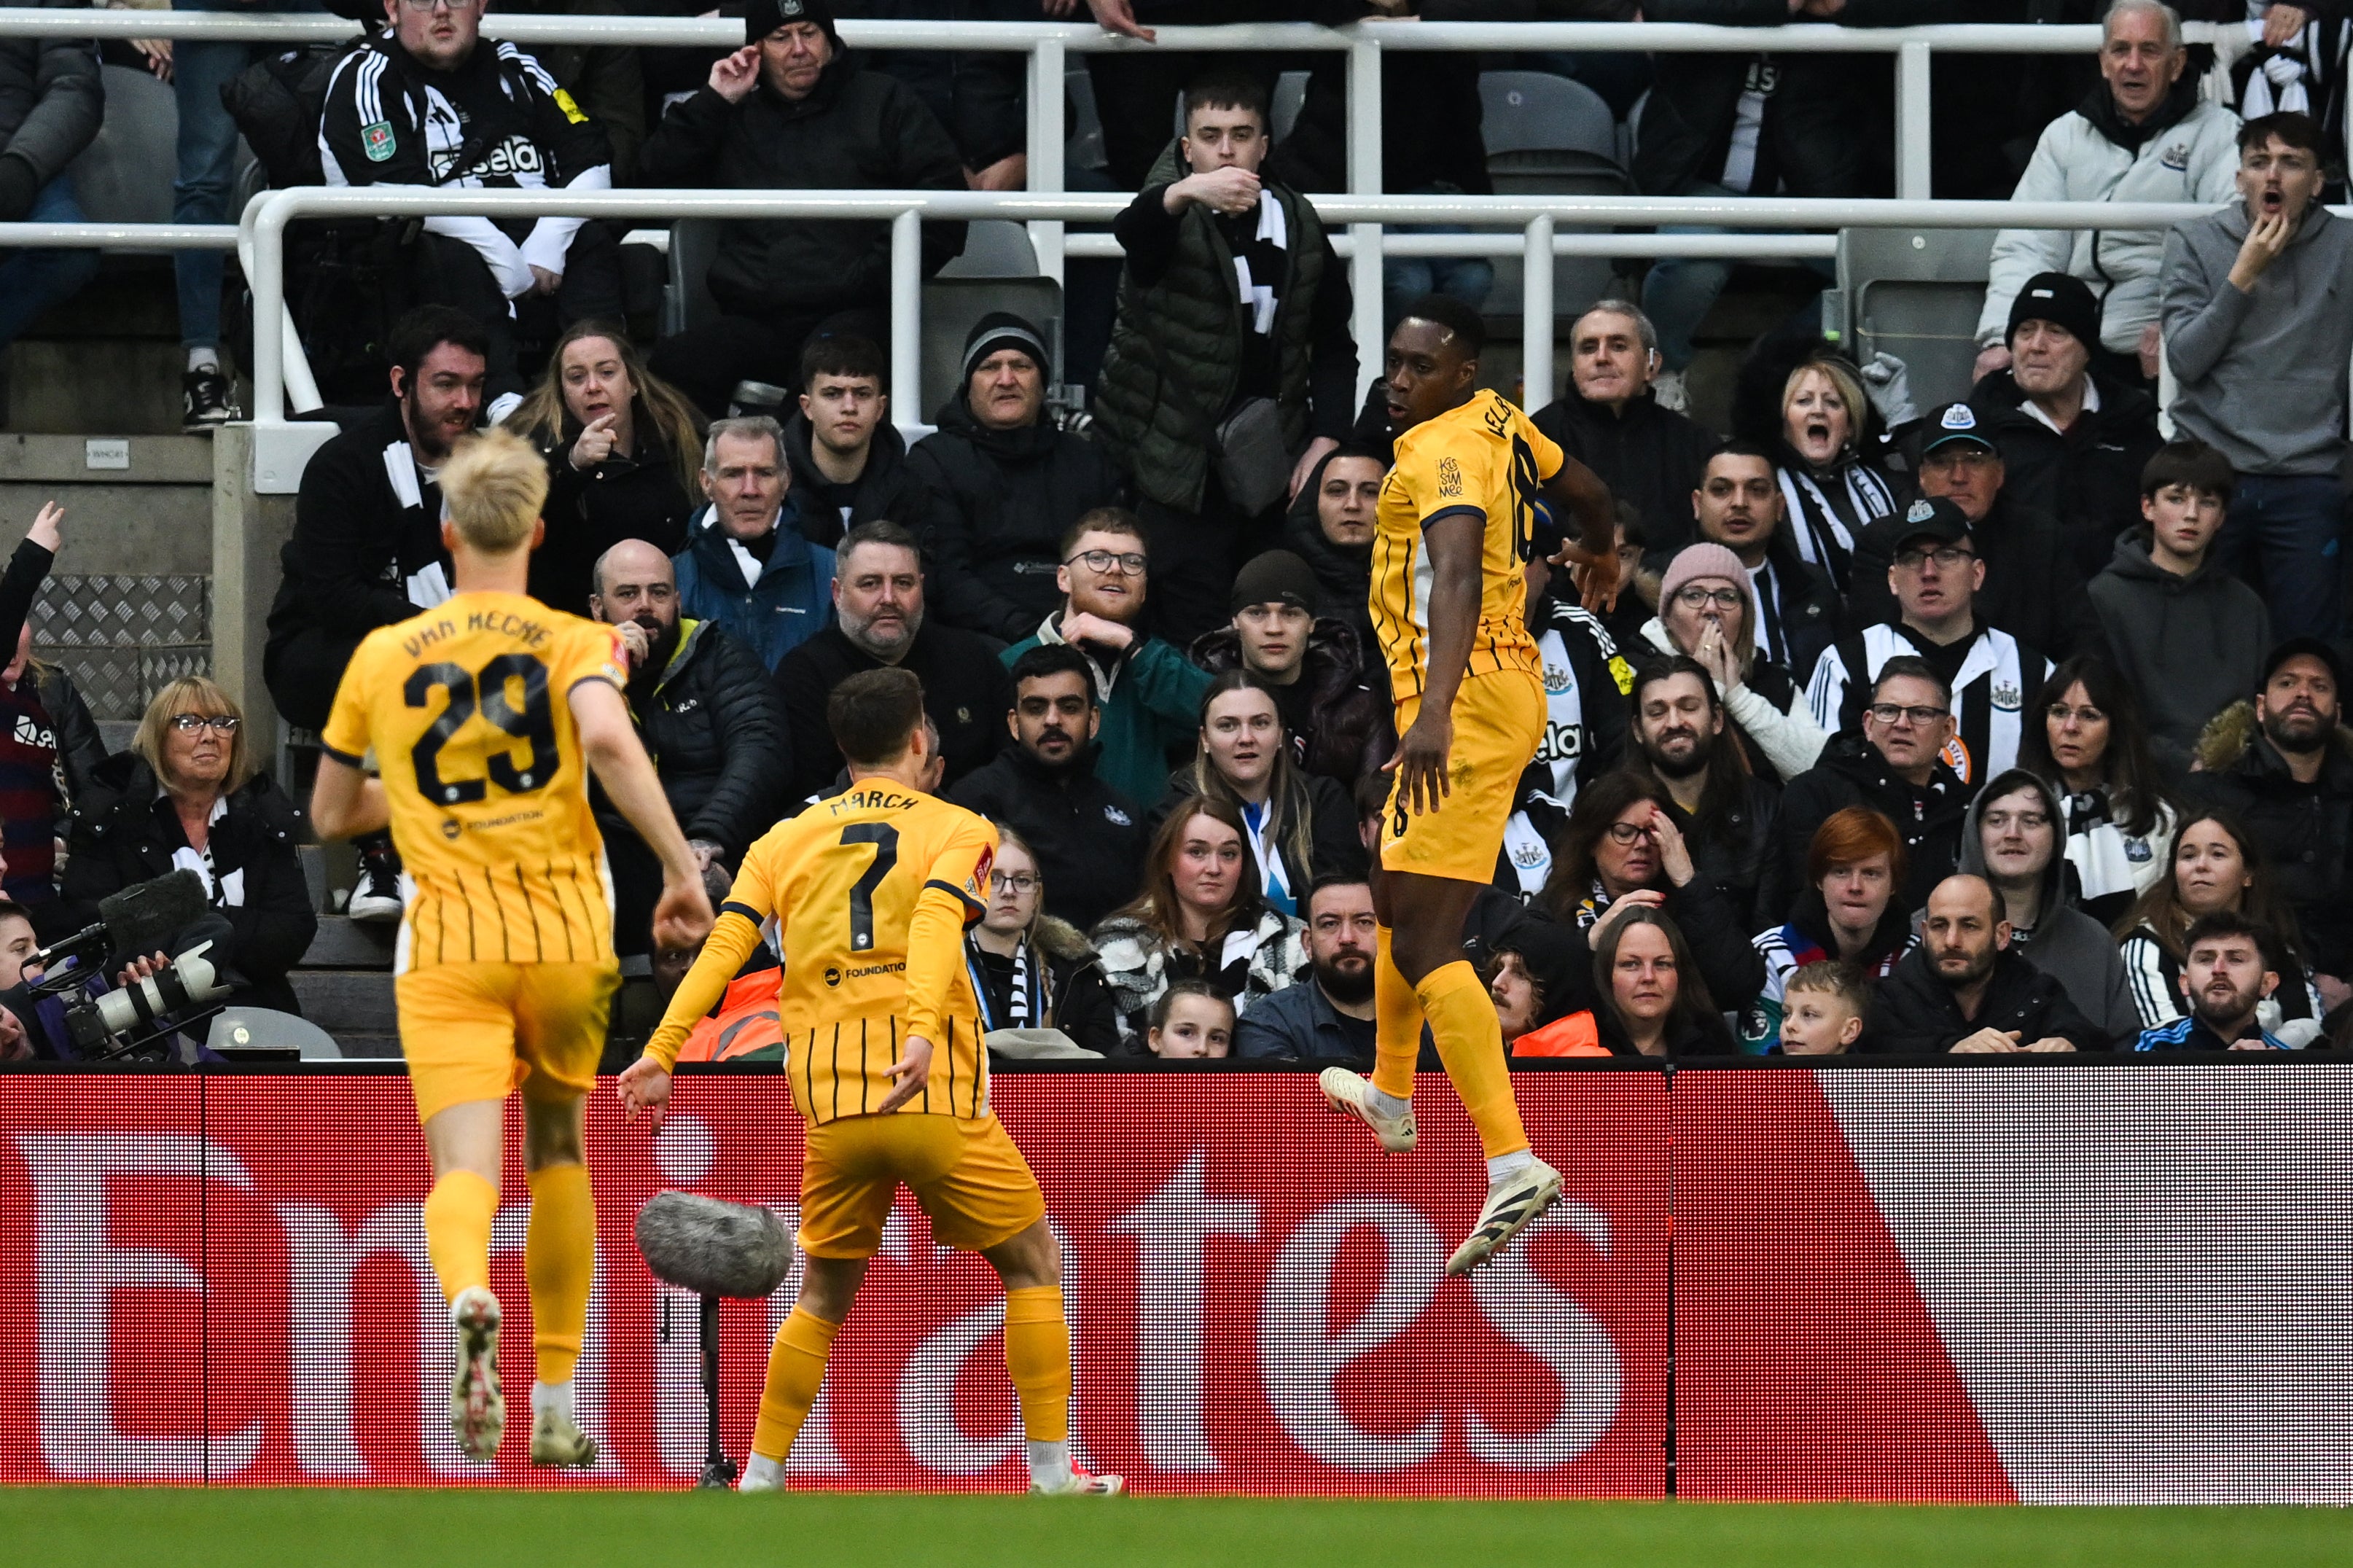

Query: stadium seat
1824,227,1999,412
69,64,182,227
1478,71,1632,339
920,276,1062,419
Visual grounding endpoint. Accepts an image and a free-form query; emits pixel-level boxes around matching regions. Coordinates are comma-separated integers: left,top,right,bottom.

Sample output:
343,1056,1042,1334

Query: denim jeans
0,176,100,351
2215,472,2349,641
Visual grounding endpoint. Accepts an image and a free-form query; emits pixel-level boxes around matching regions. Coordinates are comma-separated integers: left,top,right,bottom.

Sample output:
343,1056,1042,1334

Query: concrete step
300,913,396,970
291,970,397,1038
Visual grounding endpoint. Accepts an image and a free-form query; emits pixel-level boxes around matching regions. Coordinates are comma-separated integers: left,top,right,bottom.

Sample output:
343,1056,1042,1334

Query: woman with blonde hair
503,319,707,612
62,676,316,1013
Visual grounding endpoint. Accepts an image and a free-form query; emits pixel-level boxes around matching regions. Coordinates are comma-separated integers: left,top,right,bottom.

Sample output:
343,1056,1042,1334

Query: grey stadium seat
1824,227,1999,413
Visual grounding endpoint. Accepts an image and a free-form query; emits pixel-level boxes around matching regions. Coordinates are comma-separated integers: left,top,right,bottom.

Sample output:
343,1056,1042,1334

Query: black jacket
61,758,318,1016
1531,388,1714,558
1865,943,2110,1054
0,0,101,200
947,743,1146,934
1969,367,2164,583
264,402,455,679
1190,617,1389,787
632,52,964,319
969,914,1120,1058
2189,702,2353,978
773,618,1010,803
1848,488,2095,661
779,411,928,551
909,395,1125,643
523,415,696,616
1776,731,1970,915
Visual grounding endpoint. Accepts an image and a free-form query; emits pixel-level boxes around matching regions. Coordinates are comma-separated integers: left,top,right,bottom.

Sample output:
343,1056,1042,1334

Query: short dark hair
1396,293,1486,358
1008,643,1096,706
1059,506,1145,560
2239,110,2325,160
389,305,491,383
2183,909,2274,959
1182,69,1267,128
1872,654,1952,710
827,666,927,765
1630,653,1723,713
838,518,921,561
800,332,886,393
2140,438,2235,503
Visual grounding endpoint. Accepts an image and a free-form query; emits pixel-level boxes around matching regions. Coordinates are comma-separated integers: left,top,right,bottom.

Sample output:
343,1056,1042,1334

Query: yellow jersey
647,782,996,1125
320,590,628,970
1370,388,1560,698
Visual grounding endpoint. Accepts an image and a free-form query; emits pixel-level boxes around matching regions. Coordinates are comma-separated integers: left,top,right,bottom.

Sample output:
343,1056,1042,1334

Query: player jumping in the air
619,668,1118,1497
311,429,714,1467
1319,295,1620,1274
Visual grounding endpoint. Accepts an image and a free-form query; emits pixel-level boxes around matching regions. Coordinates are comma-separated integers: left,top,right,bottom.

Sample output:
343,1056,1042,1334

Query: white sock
1027,1439,1072,1491
187,346,221,374
1486,1150,1535,1185
741,1452,784,1489
1365,1084,1412,1120
531,1379,573,1421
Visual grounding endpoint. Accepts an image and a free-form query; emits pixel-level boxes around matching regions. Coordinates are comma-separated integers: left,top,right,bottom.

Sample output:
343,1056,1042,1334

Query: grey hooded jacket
2086,528,2272,768
0,0,100,193
1954,768,2137,1047
2160,201,2353,477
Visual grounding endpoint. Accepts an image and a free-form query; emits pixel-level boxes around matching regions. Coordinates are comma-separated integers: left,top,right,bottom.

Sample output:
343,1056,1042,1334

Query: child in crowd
1777,960,1868,1056
1147,982,1236,1059
2086,440,2272,766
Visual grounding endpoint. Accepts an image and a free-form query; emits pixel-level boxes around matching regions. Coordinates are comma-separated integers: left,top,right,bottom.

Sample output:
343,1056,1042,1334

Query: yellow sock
1416,960,1530,1159
750,1306,840,1462
525,1161,596,1386
421,1169,499,1304
1003,1286,1071,1443
1370,924,1423,1102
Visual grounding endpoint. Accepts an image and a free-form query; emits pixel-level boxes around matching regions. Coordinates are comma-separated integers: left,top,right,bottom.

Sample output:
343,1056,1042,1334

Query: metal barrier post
1347,34,1385,405
891,207,924,430
1896,40,1933,200
1521,215,1553,413
1027,35,1066,284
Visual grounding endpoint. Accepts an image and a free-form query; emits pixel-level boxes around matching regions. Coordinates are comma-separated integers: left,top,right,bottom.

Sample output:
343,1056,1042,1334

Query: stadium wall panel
2,1061,2344,1501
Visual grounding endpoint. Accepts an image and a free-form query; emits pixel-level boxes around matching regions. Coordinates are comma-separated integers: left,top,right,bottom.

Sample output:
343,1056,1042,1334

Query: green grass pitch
7,1489,2351,1568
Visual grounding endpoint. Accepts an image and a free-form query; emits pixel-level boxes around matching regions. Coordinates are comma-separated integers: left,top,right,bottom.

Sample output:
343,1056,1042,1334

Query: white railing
235,185,2239,490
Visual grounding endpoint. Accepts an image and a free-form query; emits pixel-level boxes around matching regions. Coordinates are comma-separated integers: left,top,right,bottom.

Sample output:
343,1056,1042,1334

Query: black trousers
649,305,891,422
413,222,627,399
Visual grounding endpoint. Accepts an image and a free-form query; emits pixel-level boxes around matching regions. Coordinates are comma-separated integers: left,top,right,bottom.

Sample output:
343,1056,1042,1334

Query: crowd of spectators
4,0,2353,1064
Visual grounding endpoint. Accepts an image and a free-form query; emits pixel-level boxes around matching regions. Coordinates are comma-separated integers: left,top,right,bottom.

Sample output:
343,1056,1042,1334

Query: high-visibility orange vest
674,968,784,1063
1510,1010,1609,1058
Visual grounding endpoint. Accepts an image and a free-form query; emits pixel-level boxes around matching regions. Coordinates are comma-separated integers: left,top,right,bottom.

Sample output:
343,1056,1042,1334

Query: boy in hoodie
2088,440,2271,767
2159,110,2353,641
1955,768,2138,1046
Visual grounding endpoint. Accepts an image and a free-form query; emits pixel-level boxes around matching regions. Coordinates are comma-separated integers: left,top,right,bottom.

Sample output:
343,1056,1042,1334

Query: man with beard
1626,657,1779,929
588,539,789,962
773,520,1008,800
1868,874,2107,1055
2135,910,2292,1051
950,644,1144,932
1234,876,1380,1064
2190,639,2353,999
265,306,490,921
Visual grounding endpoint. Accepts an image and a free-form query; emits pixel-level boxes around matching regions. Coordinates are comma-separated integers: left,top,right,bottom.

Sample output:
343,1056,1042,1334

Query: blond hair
134,676,254,796
439,427,548,555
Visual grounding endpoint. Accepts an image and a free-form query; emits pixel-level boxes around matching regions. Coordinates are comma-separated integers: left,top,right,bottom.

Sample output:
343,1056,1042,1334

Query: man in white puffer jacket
1973,0,2239,386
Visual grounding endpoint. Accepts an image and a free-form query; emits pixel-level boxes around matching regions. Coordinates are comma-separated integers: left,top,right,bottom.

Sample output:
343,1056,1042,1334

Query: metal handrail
235,185,2249,491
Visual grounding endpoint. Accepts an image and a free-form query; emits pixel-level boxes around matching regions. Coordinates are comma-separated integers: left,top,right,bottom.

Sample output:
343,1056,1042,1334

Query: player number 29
404,654,559,806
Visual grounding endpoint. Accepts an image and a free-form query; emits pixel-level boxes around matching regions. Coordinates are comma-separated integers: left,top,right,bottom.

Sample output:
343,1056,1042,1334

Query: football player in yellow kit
619,668,1118,1497
311,428,714,1466
1322,295,1622,1273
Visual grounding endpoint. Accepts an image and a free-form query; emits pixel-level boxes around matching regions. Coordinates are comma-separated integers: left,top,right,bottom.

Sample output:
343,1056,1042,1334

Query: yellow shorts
397,960,620,1124
797,1112,1046,1260
1381,669,1545,884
